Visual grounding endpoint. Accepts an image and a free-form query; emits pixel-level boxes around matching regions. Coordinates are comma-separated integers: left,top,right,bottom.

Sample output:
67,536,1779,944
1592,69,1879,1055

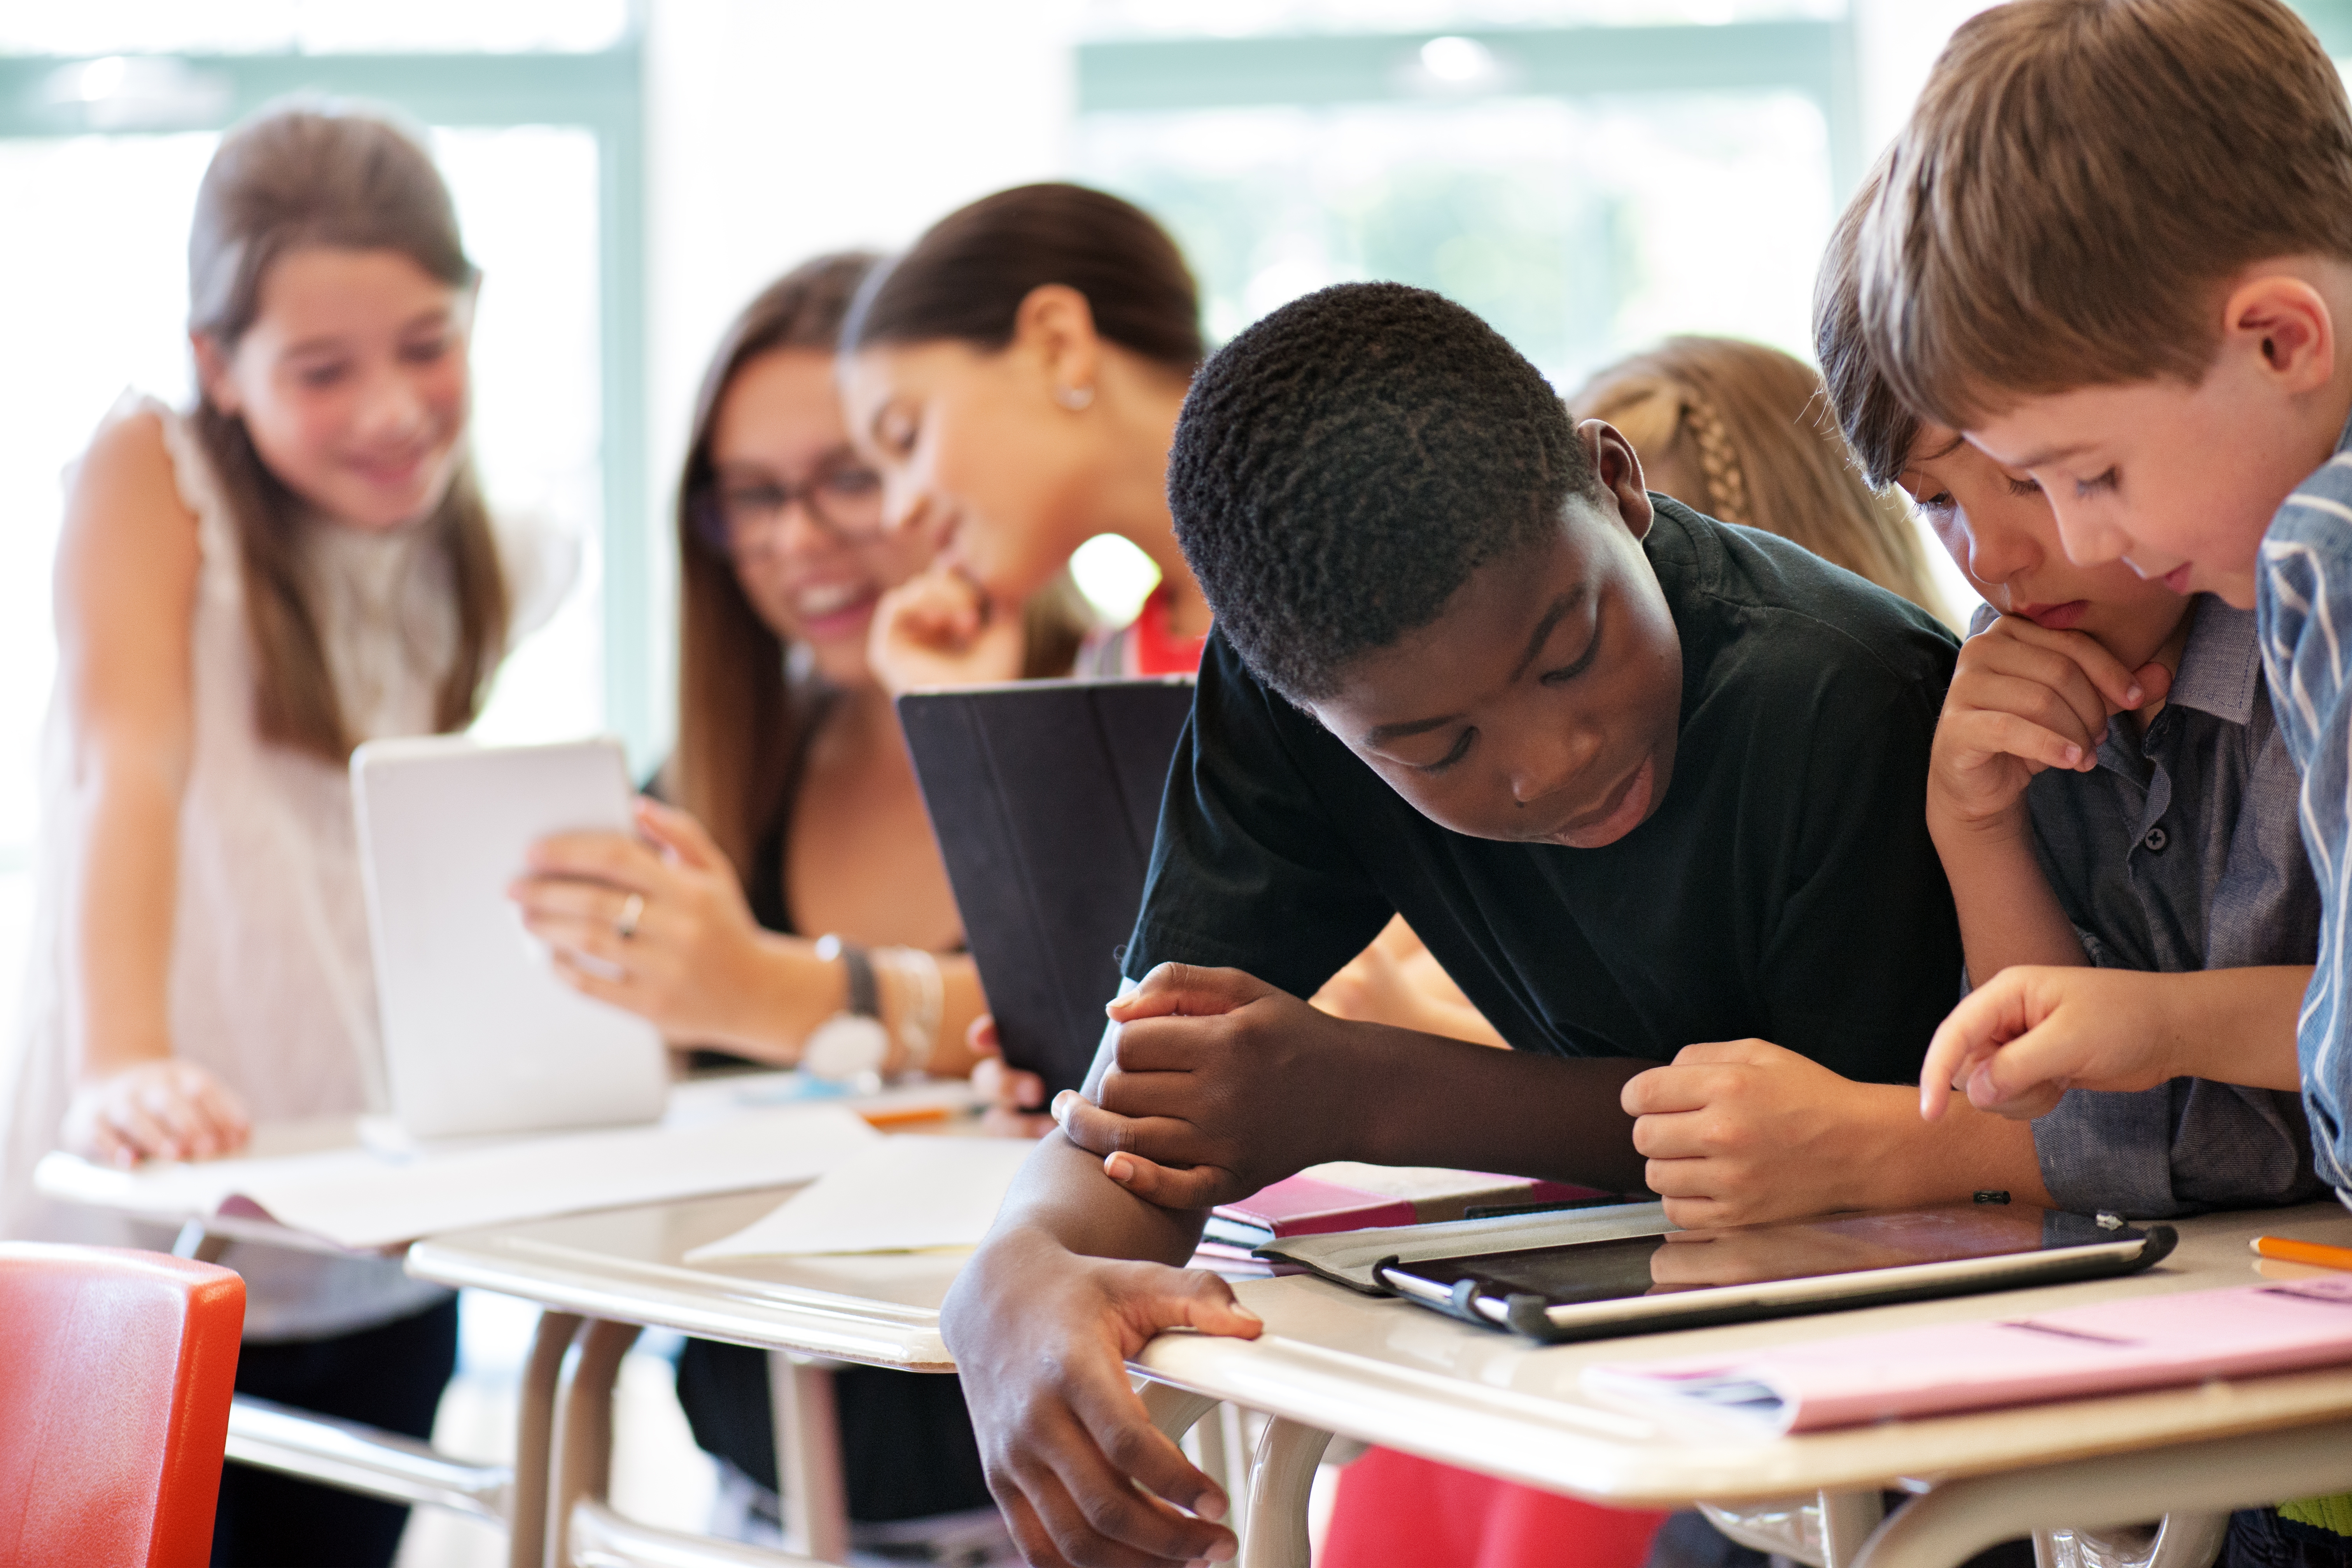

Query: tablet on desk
352,735,670,1142
1375,1203,2177,1343
897,677,1196,1095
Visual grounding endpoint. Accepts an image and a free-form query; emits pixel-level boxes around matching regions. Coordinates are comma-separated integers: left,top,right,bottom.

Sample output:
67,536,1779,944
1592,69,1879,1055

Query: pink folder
1584,1276,2352,1434
1213,1171,1603,1240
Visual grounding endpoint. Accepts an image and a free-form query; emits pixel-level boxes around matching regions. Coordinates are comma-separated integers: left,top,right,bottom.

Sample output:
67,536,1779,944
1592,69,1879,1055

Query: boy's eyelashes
2072,467,2119,499
2004,474,2042,498
1418,728,1475,775
1409,625,1604,776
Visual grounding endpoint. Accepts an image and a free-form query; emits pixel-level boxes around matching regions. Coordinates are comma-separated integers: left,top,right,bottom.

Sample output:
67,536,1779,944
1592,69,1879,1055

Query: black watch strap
817,934,880,1018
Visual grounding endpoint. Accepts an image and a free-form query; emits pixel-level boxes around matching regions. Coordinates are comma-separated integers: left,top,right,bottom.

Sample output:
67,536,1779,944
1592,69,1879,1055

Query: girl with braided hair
1572,334,1956,629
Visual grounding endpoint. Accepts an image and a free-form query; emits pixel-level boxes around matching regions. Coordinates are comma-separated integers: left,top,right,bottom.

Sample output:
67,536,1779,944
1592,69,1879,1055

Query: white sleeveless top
0,396,573,1340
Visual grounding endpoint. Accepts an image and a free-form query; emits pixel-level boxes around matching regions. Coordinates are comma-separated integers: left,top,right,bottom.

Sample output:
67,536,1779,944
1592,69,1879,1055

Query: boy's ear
2221,272,2336,396
1581,418,1656,540
1011,283,1103,409
190,331,238,415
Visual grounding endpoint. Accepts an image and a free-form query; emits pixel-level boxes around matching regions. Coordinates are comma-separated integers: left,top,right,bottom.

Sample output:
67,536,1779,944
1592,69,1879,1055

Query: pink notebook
1211,1166,1606,1243
1584,1276,2352,1434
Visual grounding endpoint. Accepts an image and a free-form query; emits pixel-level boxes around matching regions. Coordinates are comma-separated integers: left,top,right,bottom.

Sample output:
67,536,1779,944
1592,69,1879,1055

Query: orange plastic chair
0,1242,245,1568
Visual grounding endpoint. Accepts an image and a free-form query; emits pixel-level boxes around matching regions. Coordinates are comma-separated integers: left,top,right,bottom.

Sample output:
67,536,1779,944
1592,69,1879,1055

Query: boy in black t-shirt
943,284,2001,1568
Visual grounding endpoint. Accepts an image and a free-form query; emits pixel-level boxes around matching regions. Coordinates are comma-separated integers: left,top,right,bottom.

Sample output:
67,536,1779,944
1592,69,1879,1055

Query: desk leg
1820,1490,1886,1568
1850,1418,2352,1568
546,1317,640,1568
511,1312,583,1568
1241,1419,1332,1568
768,1352,849,1564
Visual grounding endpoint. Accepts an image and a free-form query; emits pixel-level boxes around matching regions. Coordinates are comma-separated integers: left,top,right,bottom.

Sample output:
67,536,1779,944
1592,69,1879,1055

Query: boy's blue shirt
2256,413,2352,1200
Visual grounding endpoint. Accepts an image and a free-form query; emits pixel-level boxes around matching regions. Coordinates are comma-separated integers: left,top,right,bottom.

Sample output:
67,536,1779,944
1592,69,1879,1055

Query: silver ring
614,892,645,941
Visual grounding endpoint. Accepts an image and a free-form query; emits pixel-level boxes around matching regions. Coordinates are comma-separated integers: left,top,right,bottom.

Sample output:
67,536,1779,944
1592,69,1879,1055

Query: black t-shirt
1124,500,1964,1085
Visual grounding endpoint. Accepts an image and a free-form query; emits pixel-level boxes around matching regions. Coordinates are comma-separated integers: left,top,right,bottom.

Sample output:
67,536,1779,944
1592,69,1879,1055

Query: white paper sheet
686,1135,1037,1260
36,1101,881,1250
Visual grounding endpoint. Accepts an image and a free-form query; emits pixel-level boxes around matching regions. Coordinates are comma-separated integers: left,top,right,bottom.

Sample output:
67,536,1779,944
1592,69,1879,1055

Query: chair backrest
0,1242,245,1568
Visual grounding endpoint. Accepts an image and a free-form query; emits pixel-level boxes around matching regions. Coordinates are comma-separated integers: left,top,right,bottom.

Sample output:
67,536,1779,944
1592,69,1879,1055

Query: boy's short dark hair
1167,281,1593,701
1815,164,1921,491
1860,0,2352,428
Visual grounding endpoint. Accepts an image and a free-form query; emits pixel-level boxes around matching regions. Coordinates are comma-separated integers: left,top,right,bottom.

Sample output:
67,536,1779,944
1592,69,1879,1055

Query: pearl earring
1055,383,1096,411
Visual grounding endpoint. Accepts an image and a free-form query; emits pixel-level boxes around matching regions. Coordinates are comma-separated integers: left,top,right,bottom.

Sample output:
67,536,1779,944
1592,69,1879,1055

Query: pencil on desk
856,1104,955,1130
2251,1236,2352,1272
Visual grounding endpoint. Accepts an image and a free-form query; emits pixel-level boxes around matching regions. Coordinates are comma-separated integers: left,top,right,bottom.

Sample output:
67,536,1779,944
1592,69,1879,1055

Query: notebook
897,677,1197,1095
1204,1164,1612,1249
1584,1275,2352,1434
351,735,671,1141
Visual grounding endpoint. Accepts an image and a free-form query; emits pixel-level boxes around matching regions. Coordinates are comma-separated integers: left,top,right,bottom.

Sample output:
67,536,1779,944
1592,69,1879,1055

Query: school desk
407,1196,2352,1568
33,1074,967,1568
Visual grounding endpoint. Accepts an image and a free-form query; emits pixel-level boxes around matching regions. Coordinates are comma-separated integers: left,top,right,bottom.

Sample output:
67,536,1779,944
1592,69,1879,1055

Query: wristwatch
802,935,889,1084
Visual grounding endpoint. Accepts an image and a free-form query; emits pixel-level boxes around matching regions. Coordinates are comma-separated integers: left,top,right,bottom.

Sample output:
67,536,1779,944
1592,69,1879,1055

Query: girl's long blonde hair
1572,336,1953,627
187,102,508,762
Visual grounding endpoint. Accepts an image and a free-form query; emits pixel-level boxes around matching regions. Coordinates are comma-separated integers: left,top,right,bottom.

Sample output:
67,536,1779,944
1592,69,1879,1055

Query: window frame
1077,19,1867,200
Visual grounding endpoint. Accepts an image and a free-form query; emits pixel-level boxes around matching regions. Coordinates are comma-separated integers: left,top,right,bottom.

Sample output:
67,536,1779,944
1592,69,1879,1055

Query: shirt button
2143,825,2169,853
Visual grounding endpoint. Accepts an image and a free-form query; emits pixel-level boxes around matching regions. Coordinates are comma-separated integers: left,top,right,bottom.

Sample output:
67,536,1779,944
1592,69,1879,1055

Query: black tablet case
897,677,1197,1094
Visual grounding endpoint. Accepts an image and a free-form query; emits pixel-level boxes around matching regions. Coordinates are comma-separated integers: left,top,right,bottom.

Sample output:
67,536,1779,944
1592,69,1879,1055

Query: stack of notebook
1191,1162,1613,1279
1582,1275,2352,1432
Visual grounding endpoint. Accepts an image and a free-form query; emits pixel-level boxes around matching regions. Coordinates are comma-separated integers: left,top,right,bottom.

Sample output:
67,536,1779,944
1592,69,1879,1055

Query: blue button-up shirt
1974,598,2322,1216
2259,416,2352,1200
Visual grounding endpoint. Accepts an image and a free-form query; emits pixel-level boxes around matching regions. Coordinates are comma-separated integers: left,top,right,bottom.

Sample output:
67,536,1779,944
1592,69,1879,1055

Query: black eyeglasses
691,457,887,560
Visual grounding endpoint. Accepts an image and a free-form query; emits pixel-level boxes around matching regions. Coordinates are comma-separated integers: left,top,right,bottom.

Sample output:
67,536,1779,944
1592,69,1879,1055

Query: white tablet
351,735,670,1141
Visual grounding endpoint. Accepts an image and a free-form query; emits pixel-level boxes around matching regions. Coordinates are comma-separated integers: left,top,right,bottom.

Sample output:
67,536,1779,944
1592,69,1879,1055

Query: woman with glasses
512,252,1078,1083
511,253,1079,1552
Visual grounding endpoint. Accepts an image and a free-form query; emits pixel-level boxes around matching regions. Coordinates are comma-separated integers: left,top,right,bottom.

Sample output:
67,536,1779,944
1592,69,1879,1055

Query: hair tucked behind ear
1572,336,1952,626
187,100,507,761
840,183,1204,374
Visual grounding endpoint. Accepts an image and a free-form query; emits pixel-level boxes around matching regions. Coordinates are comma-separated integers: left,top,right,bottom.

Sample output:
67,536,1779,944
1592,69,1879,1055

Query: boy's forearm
1352,1036,1655,1192
1929,810,2087,979
991,1131,1209,1267
2154,967,2308,1090
1884,1087,2054,1209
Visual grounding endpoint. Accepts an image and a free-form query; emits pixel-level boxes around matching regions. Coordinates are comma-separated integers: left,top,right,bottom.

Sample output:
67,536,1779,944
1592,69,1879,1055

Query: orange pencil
2251,1236,2352,1272
856,1103,955,1130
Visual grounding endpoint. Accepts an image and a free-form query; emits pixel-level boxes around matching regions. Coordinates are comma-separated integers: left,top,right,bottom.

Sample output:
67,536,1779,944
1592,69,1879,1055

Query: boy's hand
1623,1040,1915,1227
1052,964,1358,1211
1921,965,2188,1121
942,1227,1258,1567
1928,615,2171,834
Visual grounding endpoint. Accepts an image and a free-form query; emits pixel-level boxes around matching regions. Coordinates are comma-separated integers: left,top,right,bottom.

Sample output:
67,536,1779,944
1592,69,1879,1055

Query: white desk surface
410,1191,2352,1512
1138,1201,2352,1508
406,1185,965,1370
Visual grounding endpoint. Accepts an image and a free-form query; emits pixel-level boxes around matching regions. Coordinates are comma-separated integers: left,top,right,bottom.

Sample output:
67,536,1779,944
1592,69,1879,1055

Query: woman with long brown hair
0,103,569,1565
512,253,1078,1554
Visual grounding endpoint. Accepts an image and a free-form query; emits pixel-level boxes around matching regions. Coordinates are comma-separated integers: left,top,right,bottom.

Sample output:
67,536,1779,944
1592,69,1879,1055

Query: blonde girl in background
0,103,569,1567
1572,333,1956,626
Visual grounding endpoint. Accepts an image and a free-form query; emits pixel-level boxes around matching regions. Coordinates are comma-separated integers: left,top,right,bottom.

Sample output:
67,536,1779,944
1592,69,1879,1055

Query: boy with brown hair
1814,176,2322,1222
1859,2,2352,1557
1860,0,2352,1175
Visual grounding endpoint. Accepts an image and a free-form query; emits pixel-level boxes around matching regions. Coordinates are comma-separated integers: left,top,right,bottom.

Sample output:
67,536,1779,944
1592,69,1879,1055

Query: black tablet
1374,1204,2177,1343
897,677,1197,1095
